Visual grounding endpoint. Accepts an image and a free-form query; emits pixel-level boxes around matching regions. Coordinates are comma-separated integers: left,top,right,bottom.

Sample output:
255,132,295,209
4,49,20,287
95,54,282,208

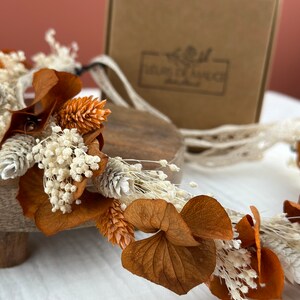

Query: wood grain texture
0,104,184,233
0,232,28,268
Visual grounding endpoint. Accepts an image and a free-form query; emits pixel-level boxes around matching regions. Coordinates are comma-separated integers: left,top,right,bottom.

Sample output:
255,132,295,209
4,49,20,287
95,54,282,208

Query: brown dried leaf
35,190,113,236
283,200,300,223
247,248,284,299
16,165,48,219
235,215,255,248
122,231,216,295
180,195,233,241
124,199,199,246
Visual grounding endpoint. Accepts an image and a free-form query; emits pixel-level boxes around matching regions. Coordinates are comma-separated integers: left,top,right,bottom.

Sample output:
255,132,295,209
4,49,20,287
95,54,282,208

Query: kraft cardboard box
105,0,280,129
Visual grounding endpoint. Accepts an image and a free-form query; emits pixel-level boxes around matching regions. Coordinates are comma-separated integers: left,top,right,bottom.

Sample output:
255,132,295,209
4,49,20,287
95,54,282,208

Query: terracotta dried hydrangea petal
35,190,113,236
247,248,284,299
17,165,47,219
122,231,216,295
72,178,88,200
180,195,233,241
31,68,59,104
251,206,262,280
235,214,255,248
207,276,231,300
83,126,104,146
32,68,82,111
124,199,199,246
297,141,300,168
283,200,300,223
87,139,108,177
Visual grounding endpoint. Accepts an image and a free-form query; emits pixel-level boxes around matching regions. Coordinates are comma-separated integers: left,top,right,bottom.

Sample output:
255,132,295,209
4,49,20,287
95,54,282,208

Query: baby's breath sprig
28,124,101,214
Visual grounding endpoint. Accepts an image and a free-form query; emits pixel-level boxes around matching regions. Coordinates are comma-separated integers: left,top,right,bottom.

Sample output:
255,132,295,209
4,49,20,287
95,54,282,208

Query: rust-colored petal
16,165,47,219
247,248,284,299
83,126,104,146
235,215,255,248
251,206,262,280
87,139,108,177
296,141,300,168
35,190,113,236
180,195,233,241
207,276,231,300
31,68,59,104
122,231,216,295
283,200,300,223
124,199,199,246
32,69,82,111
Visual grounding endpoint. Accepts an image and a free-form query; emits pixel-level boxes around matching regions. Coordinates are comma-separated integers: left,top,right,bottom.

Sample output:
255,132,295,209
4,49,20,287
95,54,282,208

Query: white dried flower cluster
0,83,19,141
93,157,190,210
29,125,100,214
0,50,28,83
32,29,81,74
214,232,257,300
260,214,300,284
0,134,36,180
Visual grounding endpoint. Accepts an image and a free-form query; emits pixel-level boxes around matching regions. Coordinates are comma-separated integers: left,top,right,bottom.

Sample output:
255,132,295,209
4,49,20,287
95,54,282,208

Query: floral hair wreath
0,30,300,300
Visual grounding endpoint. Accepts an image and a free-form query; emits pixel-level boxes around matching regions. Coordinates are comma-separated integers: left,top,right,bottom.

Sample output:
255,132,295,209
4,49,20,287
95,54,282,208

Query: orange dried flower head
96,199,135,250
57,96,111,135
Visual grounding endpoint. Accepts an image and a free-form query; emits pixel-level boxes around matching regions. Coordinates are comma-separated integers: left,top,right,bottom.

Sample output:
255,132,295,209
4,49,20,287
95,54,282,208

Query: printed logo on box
138,46,230,95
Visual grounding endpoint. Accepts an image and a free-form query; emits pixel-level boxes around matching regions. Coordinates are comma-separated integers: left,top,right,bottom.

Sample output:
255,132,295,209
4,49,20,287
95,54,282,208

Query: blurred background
1,0,300,99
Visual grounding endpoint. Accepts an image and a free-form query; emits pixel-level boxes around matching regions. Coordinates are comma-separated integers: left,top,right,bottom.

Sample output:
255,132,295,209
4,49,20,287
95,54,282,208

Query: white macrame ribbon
89,55,300,167
89,55,171,123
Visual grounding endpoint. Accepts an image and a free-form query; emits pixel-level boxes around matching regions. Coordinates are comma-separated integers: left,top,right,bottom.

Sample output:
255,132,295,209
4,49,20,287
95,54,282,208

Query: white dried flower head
0,82,24,141
0,50,28,83
32,29,81,73
93,157,190,209
189,181,198,188
33,124,100,213
214,233,257,300
0,134,36,180
169,163,180,172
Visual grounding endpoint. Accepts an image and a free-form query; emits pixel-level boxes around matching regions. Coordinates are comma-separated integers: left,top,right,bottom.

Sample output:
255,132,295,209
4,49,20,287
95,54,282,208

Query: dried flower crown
0,30,299,300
